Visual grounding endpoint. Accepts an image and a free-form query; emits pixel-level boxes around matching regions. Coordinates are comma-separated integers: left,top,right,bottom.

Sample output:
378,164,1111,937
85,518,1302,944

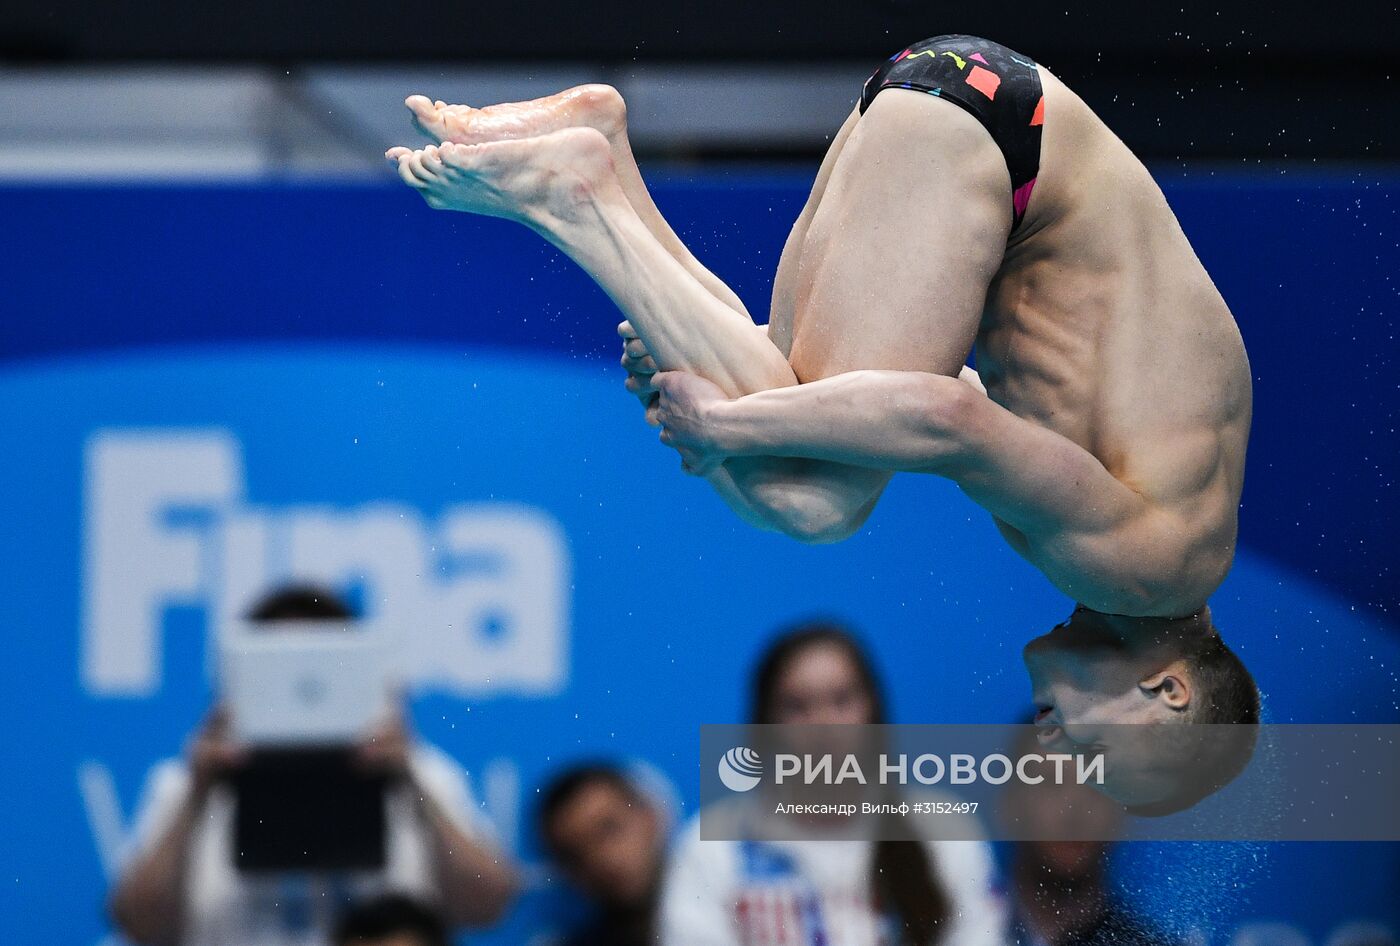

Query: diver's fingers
622,353,658,374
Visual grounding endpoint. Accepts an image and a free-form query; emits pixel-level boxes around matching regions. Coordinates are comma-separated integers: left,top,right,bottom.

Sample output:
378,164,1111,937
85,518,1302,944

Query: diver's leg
404,86,750,317
389,128,891,538
389,129,792,396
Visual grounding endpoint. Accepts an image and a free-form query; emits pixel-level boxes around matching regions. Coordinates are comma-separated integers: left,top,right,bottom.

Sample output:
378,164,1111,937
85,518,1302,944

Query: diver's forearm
710,370,969,471
712,369,1150,552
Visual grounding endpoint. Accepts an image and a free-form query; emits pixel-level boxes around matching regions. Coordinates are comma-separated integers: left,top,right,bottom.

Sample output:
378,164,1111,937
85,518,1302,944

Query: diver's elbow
903,373,980,471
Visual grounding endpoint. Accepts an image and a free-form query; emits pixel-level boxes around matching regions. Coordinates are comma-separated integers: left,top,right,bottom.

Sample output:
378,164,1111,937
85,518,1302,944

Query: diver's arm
656,366,1218,613
679,369,1139,527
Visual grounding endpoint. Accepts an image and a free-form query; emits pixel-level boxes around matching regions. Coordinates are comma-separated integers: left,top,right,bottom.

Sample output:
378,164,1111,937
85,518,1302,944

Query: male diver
387,35,1259,812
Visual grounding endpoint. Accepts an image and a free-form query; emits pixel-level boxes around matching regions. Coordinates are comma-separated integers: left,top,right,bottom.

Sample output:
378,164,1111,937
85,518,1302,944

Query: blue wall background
0,171,1396,945
3,171,1397,619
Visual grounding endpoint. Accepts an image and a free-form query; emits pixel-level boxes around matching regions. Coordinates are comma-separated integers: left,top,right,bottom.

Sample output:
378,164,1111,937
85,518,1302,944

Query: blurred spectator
331,893,448,946
1000,723,1180,946
539,764,668,946
660,620,1006,946
108,584,519,946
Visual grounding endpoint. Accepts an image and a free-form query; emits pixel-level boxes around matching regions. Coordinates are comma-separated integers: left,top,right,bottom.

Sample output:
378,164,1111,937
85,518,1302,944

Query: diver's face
1023,611,1165,727
1023,612,1189,805
1029,711,1186,806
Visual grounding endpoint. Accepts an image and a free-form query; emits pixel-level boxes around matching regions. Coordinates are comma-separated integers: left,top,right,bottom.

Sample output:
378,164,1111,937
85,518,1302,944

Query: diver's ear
1139,659,1192,711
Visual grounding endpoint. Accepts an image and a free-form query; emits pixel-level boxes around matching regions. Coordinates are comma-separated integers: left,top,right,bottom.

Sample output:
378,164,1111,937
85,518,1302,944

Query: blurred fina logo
80,428,572,699
719,746,764,792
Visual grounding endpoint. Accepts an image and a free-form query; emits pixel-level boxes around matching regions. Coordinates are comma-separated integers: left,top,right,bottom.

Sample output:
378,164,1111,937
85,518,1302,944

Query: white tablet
219,620,393,747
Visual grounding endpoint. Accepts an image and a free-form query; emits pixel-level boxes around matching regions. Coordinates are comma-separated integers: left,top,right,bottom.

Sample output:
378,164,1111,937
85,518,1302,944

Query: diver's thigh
787,89,1011,381
769,106,862,356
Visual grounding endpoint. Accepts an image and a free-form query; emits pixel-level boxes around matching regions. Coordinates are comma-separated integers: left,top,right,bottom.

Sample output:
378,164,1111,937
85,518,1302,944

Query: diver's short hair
1187,631,1260,726
1127,631,1260,817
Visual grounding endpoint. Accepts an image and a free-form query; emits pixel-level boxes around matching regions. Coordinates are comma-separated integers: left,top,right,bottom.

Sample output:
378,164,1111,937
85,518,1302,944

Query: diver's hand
617,320,660,415
653,371,733,476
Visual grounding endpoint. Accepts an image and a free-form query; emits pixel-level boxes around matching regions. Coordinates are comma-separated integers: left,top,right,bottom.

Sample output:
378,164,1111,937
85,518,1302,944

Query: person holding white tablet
108,585,520,946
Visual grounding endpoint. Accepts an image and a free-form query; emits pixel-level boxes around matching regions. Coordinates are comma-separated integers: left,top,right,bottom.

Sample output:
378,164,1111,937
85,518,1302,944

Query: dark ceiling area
4,0,1396,161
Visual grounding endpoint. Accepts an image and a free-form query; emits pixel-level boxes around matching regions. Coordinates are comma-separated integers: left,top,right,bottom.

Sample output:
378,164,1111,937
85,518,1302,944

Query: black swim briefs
860,35,1045,231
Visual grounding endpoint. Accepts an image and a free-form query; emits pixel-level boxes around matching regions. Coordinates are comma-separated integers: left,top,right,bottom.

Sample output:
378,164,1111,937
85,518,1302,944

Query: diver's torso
977,67,1251,523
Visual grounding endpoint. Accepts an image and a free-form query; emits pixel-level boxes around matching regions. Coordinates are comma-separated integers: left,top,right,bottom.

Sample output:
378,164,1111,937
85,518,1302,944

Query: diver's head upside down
1024,605,1260,815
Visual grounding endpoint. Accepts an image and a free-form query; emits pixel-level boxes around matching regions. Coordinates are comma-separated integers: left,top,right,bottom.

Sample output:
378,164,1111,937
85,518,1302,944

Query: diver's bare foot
386,127,616,227
405,84,626,149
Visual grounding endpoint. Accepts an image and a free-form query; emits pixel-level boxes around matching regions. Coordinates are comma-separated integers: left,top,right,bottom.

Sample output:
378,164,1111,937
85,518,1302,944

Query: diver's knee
753,487,865,545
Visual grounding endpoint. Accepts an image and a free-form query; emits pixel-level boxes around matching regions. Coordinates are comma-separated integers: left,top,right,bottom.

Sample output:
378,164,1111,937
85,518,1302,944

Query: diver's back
984,66,1250,493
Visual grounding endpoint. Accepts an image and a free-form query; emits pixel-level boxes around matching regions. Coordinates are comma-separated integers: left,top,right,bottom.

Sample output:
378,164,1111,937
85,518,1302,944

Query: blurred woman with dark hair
660,621,1006,946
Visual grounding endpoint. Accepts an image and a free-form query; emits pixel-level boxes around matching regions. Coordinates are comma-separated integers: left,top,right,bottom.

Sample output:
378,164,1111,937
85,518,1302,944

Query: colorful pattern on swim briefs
860,35,1045,232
